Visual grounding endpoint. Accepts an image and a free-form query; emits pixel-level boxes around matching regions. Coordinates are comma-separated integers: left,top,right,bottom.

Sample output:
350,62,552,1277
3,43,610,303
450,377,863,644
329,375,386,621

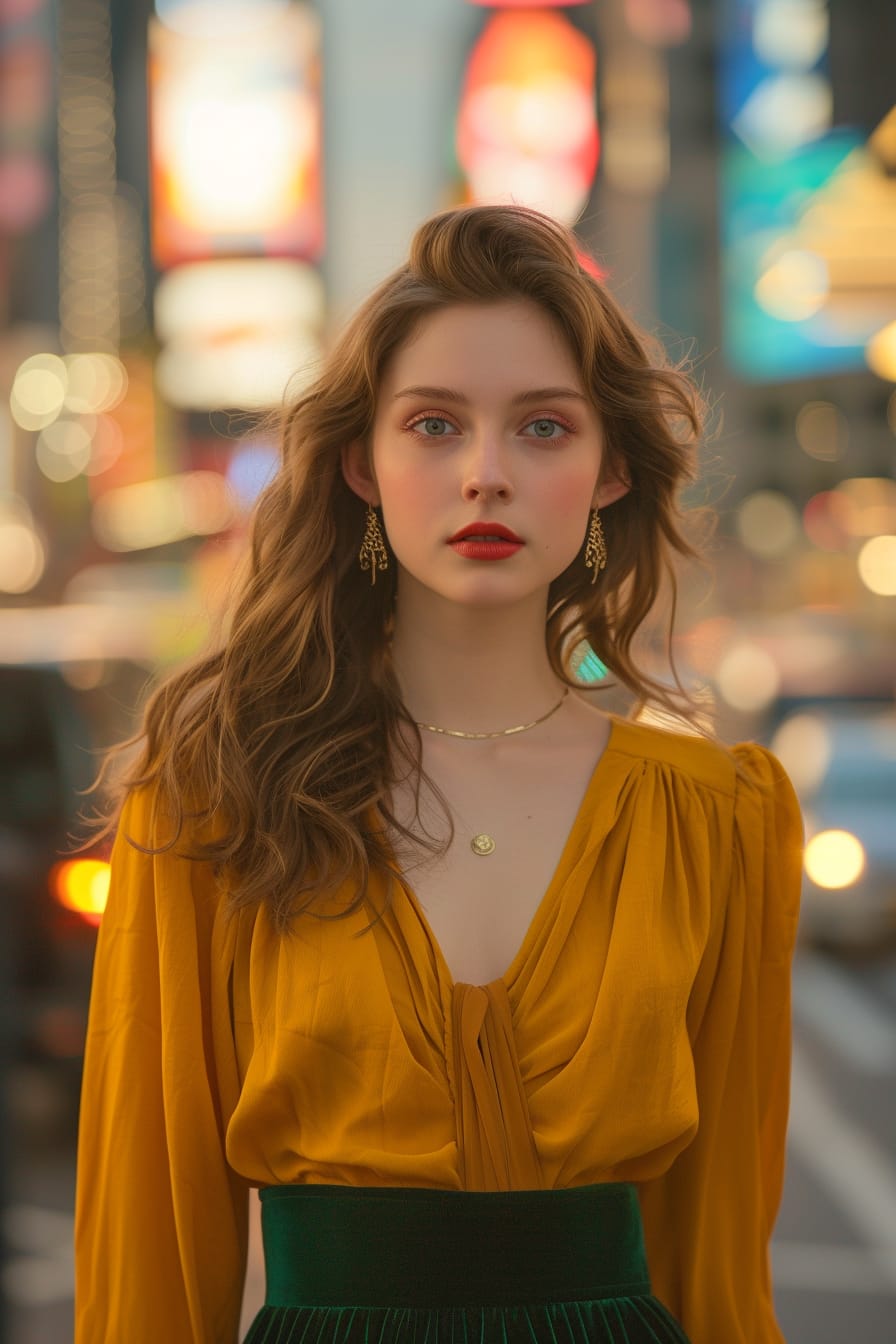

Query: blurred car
1,657,150,1111
767,699,896,950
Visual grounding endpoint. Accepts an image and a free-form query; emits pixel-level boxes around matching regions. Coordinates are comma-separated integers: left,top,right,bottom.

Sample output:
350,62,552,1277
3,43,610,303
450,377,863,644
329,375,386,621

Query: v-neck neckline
379,714,625,992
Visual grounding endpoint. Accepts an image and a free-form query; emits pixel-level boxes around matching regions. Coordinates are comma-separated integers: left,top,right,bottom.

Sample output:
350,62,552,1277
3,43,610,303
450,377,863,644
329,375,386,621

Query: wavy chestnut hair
87,203,712,931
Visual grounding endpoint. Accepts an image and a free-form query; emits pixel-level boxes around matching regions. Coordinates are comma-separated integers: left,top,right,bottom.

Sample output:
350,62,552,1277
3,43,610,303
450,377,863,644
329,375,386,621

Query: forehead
380,300,582,393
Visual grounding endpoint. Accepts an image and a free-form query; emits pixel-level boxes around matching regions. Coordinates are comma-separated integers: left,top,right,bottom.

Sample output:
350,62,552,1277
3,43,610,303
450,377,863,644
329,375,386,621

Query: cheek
376,465,441,539
382,472,433,511
540,469,596,520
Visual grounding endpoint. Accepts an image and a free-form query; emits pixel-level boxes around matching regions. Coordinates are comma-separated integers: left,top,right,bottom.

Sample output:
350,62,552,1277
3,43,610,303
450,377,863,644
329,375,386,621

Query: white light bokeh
770,713,831,795
716,642,781,711
804,829,865,889
736,490,801,557
63,352,128,414
857,534,896,596
0,518,46,593
732,72,832,157
36,420,93,482
753,0,829,71
10,354,68,431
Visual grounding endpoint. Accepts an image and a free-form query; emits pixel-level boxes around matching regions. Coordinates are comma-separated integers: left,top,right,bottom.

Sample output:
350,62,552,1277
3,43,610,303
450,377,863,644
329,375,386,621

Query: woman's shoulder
605,711,798,818
605,711,746,799
116,772,230,854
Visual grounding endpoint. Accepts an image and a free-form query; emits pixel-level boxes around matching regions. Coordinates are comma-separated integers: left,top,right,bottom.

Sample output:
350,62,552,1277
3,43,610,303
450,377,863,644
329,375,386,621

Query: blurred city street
2,0,896,1341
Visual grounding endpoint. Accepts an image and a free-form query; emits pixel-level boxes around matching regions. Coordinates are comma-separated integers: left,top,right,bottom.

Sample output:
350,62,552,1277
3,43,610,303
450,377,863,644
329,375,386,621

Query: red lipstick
447,522,524,562
447,522,523,543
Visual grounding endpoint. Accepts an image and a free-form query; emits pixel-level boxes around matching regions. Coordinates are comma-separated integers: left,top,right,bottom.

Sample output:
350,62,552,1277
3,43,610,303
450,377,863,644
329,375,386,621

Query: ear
341,440,380,507
592,454,631,510
594,475,631,509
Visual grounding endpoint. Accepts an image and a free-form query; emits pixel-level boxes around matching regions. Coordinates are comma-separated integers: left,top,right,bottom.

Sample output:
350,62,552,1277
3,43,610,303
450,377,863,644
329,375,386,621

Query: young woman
74,204,803,1344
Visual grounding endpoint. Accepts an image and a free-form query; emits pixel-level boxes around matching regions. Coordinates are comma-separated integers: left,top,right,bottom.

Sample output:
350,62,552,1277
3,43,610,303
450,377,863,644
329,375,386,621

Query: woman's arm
74,785,249,1342
637,744,804,1342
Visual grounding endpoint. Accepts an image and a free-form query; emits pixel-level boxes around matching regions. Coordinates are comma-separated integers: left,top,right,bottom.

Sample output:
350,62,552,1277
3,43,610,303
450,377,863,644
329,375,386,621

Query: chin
443,578,548,608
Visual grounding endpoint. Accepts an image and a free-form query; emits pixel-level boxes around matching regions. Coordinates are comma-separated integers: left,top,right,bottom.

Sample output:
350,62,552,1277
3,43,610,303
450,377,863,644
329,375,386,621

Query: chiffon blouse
74,715,804,1343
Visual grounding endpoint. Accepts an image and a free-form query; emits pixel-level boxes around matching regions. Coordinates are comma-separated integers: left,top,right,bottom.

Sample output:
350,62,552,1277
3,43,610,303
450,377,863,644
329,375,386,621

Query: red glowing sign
456,9,599,225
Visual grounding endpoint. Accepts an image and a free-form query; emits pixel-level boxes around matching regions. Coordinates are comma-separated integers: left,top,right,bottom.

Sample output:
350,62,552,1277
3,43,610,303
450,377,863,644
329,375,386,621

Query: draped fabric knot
451,981,544,1191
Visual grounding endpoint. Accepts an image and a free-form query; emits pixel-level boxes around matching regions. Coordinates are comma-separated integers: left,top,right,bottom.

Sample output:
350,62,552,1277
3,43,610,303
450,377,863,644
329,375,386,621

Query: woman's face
344,299,628,608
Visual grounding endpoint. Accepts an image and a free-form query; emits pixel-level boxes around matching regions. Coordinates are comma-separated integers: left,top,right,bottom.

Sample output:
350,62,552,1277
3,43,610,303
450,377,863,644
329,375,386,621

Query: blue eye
524,417,572,440
411,416,459,438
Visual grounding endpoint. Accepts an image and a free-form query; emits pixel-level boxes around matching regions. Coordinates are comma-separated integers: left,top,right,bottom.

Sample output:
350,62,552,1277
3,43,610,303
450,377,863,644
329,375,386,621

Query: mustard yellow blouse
74,715,804,1344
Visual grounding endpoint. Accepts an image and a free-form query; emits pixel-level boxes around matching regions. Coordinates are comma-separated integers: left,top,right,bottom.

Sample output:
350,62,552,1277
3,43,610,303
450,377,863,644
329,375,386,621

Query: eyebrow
391,385,589,406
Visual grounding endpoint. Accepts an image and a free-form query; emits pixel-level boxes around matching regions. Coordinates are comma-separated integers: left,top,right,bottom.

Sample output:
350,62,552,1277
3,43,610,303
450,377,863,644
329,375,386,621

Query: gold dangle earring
359,502,389,585
584,507,607,584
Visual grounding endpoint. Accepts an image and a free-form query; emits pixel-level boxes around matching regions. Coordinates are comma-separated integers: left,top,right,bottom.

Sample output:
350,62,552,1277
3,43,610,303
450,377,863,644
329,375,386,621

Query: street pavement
6,945,896,1343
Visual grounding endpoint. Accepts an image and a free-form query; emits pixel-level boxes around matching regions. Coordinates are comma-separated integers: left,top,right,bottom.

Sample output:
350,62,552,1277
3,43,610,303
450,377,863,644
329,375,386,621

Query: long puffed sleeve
74,785,249,1342
636,743,804,1342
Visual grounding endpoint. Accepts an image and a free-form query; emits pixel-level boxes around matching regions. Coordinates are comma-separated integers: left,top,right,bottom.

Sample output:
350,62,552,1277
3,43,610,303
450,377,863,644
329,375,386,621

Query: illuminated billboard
455,7,599,226
718,0,893,381
148,3,323,268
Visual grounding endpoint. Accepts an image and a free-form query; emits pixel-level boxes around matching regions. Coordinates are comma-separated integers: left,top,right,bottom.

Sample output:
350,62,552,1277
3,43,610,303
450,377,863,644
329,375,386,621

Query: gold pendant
471,833,496,856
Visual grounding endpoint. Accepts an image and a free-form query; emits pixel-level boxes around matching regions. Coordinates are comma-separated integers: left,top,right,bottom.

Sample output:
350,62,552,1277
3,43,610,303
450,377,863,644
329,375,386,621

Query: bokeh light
866,319,896,381
856,534,896,596
36,419,93,482
770,713,831,794
51,858,111,925
83,414,125,477
732,71,832,158
715,641,781,711
0,517,46,593
736,489,801,557
752,0,830,70
804,829,866,889
755,247,828,320
10,353,67,431
63,353,128,414
795,400,848,461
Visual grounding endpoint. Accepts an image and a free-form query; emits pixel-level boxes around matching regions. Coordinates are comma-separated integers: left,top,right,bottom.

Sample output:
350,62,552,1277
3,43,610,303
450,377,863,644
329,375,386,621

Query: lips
447,522,524,543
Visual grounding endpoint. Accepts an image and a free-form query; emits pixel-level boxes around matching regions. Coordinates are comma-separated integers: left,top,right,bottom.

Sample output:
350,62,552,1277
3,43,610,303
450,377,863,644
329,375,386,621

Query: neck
388,581,565,738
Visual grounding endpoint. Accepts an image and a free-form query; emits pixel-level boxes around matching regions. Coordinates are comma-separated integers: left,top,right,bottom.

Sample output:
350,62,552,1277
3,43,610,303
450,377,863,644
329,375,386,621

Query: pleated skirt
241,1182,692,1344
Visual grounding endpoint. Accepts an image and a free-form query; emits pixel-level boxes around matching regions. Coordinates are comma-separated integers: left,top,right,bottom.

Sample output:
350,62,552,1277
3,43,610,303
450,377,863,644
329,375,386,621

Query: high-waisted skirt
240,1182,692,1344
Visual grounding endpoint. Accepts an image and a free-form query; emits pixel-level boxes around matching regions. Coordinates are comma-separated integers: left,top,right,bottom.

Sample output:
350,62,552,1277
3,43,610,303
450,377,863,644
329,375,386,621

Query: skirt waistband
259,1182,652,1308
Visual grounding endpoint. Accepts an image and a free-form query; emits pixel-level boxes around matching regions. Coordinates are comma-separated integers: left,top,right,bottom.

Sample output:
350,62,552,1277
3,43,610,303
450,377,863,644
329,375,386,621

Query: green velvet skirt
240,1182,691,1344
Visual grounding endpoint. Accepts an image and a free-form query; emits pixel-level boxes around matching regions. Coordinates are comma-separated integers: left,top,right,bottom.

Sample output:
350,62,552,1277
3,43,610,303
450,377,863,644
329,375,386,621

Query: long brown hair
87,203,711,931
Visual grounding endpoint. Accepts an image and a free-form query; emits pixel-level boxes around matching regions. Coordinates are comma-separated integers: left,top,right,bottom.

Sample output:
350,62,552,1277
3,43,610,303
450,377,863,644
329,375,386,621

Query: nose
460,427,514,502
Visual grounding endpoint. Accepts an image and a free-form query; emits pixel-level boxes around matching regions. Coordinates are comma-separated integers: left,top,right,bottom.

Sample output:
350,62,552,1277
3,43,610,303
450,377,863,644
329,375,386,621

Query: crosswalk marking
793,951,896,1074
787,1040,896,1289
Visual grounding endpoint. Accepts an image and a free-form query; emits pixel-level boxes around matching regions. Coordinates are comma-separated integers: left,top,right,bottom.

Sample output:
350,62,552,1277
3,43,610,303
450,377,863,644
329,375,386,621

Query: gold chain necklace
414,686,569,856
